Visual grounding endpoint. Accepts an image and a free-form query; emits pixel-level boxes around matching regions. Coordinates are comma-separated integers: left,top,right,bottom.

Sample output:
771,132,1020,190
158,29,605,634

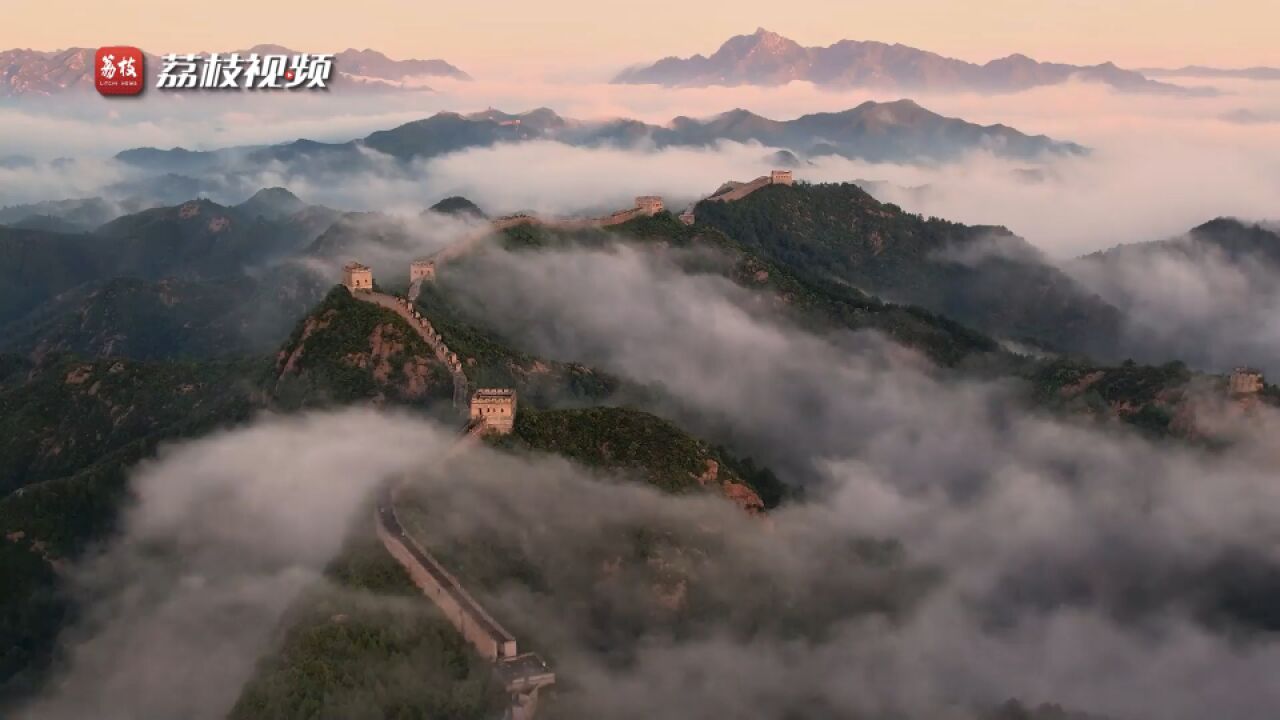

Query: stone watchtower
343,262,373,292
470,388,517,434
635,196,665,215
410,259,436,283
770,170,794,186
1228,367,1264,396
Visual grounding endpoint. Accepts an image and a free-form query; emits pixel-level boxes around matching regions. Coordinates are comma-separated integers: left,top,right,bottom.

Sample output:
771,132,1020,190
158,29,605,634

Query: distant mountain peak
242,43,296,55
740,27,796,48
614,29,1209,95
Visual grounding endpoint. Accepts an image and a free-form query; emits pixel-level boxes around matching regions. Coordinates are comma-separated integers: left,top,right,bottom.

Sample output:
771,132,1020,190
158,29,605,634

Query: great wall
342,256,543,719
398,170,795,298
332,178,789,718
375,482,554,719
703,169,795,204
335,170,1269,719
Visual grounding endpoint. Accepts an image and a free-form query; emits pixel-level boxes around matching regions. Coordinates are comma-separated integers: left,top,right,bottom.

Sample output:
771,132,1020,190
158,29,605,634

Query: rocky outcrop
354,291,469,409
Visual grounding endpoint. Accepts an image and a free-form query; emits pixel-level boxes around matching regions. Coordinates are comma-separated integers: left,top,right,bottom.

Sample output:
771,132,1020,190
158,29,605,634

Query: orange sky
4,0,1276,76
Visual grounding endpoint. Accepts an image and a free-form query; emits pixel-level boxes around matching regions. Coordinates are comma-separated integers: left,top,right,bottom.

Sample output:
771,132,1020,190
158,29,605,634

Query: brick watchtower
343,262,373,292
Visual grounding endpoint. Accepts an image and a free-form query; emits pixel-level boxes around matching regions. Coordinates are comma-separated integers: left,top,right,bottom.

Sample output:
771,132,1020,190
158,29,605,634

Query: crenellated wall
375,500,517,661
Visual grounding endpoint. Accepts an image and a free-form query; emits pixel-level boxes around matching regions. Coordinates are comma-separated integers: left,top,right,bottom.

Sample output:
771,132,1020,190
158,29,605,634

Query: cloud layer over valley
5,77,1278,257
15,411,452,720
20,239,1280,719
400,242,1280,719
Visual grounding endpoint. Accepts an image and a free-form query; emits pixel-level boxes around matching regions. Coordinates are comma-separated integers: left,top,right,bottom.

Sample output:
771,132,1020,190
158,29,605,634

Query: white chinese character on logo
287,53,333,89
199,52,222,88
156,53,199,89
116,56,137,79
216,53,246,88
100,54,117,79
243,54,288,89
151,50,331,91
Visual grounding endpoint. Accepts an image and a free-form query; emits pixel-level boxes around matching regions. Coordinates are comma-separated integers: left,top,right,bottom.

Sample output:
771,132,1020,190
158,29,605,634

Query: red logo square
95,47,144,96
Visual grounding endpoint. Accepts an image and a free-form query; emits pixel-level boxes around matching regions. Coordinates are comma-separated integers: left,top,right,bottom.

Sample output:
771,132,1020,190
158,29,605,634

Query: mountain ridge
692,181,1123,356
615,28,1213,96
112,100,1084,175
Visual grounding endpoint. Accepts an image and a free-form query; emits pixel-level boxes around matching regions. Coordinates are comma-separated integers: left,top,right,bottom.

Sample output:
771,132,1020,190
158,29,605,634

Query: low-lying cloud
1068,234,1280,375
5,77,1279,259
425,241,1280,719
19,239,1280,719
17,410,453,720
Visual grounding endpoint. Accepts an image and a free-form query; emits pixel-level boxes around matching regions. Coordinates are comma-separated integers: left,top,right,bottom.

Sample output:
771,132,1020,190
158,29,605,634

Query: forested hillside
694,182,1122,356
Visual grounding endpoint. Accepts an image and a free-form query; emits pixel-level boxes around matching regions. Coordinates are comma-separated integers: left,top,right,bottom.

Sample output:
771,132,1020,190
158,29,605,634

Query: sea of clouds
18,243,1280,719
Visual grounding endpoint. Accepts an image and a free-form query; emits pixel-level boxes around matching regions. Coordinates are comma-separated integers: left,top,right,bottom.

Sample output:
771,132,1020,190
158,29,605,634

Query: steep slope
0,274,328,362
0,356,259,501
490,210,1002,367
509,406,781,511
229,533,504,720
271,286,454,409
92,198,319,277
0,197,121,232
0,278,254,361
614,27,1208,96
0,195,340,352
0,355,260,697
1069,218,1280,373
693,182,1122,356
0,227,113,324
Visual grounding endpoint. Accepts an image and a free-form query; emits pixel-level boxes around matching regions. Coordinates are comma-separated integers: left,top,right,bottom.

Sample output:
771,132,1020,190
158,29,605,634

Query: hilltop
693,181,1122,356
